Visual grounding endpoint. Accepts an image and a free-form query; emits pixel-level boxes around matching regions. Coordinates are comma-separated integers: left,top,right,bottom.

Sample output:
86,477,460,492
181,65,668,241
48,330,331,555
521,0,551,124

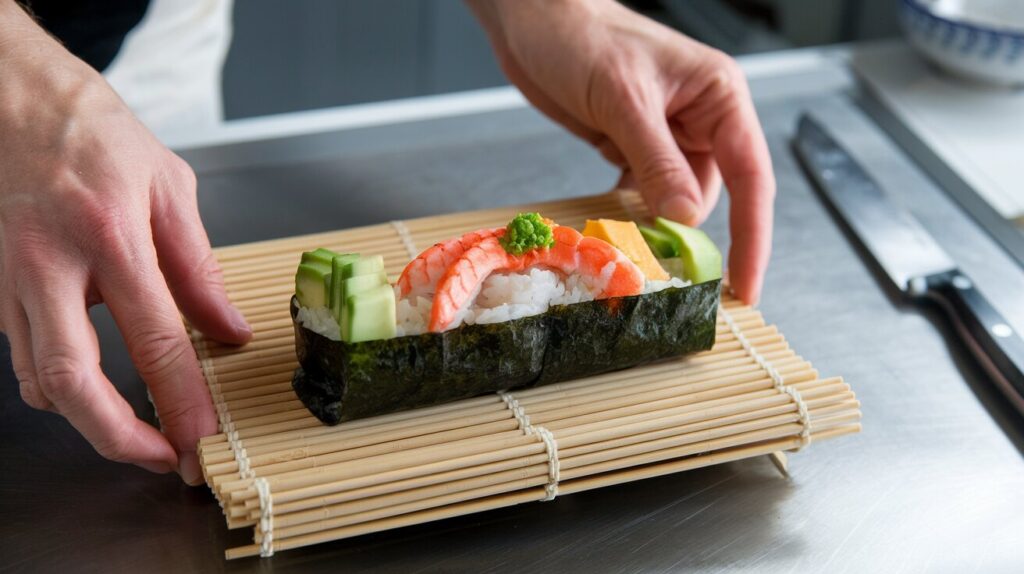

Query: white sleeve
103,0,234,145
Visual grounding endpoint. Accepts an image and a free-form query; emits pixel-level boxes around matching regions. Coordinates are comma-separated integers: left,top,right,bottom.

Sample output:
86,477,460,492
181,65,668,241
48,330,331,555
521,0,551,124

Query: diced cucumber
654,217,722,284
295,263,330,308
342,284,396,343
639,225,678,258
329,254,361,319
342,255,384,279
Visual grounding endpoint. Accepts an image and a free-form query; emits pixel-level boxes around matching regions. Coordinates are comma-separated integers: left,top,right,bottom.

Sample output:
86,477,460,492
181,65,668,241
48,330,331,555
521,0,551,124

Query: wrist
0,3,107,123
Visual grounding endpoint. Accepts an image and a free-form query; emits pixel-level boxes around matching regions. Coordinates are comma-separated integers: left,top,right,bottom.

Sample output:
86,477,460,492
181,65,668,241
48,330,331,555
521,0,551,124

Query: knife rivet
908,277,927,296
952,275,972,290
992,324,1013,338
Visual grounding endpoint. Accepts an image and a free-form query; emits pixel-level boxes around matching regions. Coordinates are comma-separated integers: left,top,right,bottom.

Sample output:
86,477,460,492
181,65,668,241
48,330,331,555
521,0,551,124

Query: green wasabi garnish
499,212,555,255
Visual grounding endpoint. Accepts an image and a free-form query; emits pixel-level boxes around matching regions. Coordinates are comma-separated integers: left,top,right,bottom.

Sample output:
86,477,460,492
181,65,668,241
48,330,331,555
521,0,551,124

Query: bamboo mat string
533,426,560,501
501,391,561,500
255,478,274,557
719,306,812,450
390,220,419,260
499,391,532,434
234,441,255,480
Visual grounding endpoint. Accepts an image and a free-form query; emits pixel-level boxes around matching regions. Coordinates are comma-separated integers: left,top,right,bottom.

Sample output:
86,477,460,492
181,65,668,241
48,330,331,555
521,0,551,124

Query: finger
595,136,628,169
615,169,636,191
97,244,218,486
605,106,704,226
683,151,722,223
21,279,177,472
4,300,53,412
712,105,775,305
151,157,251,345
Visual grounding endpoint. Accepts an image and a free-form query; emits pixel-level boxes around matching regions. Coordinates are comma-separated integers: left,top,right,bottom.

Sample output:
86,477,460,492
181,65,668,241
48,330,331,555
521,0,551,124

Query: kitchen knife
793,113,1024,413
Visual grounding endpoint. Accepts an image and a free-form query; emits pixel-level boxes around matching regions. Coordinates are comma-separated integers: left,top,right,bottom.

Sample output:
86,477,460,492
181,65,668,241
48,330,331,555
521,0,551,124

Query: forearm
466,0,604,54
0,1,109,148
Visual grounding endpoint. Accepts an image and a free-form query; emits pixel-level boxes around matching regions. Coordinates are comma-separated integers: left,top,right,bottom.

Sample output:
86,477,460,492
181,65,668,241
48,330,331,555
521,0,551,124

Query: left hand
468,0,775,304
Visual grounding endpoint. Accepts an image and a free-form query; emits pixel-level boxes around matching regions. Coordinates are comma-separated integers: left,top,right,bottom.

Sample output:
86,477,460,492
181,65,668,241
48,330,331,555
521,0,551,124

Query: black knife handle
920,270,1024,412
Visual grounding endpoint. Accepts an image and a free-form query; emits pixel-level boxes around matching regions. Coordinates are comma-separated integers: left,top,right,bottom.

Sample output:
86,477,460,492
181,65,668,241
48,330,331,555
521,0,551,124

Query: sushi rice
299,267,689,341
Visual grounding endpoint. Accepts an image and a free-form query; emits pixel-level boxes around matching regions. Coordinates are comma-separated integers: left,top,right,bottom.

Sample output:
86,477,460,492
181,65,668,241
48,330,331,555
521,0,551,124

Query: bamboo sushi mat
190,190,862,559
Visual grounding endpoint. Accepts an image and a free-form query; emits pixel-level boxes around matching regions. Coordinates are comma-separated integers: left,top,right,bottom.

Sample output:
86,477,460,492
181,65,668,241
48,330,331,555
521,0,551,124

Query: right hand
0,2,251,484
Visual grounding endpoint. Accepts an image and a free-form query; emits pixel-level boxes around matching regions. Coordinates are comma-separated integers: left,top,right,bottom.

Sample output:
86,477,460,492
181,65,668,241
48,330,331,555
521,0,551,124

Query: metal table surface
2,46,1022,573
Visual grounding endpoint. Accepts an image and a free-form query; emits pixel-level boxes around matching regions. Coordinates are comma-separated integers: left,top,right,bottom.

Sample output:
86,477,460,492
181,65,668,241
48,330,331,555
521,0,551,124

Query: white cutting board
853,41,1024,222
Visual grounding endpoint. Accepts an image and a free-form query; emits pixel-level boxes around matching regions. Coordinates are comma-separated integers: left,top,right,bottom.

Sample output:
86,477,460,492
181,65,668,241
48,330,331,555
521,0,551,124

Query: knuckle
704,51,747,102
636,153,689,189
197,250,225,285
131,328,192,380
9,228,57,285
166,154,197,194
80,202,141,262
18,377,50,411
35,352,87,406
92,421,137,462
158,400,204,431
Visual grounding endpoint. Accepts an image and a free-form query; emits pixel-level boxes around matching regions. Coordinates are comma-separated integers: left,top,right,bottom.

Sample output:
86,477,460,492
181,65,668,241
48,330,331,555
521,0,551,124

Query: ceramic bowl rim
902,0,1024,39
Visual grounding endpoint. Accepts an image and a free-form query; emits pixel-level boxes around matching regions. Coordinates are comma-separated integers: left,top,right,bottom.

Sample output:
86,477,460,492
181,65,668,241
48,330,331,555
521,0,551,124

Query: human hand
468,0,775,303
0,2,251,484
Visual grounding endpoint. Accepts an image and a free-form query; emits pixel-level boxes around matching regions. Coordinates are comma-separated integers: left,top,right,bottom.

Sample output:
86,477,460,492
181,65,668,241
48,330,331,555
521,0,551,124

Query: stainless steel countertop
2,45,1022,573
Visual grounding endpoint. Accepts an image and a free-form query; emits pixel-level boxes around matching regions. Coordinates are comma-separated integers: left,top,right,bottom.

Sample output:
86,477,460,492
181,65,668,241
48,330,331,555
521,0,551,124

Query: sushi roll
291,213,723,425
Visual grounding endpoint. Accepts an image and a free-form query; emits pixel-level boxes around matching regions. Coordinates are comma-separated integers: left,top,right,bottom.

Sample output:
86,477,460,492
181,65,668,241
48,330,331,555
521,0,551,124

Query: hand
468,0,775,304
0,2,251,484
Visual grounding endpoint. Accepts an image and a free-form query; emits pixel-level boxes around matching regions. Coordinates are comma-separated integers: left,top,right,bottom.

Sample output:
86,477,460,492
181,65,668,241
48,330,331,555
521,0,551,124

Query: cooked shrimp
429,226,644,332
396,227,504,298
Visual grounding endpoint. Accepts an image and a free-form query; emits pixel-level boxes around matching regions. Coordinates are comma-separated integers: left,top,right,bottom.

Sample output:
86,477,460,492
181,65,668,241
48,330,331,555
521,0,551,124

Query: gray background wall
222,0,900,120
222,0,506,119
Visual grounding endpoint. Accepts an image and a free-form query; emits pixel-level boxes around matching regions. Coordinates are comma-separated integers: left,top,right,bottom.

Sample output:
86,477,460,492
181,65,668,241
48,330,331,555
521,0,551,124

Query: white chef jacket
103,0,233,144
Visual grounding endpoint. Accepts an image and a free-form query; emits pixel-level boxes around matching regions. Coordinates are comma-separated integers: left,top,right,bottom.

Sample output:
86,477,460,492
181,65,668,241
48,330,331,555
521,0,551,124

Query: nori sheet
291,279,721,425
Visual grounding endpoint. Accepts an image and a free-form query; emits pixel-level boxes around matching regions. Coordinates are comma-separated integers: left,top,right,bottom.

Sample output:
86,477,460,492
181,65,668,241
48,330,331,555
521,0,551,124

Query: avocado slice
342,255,385,280
344,271,388,298
302,248,341,268
654,217,722,284
342,284,397,343
295,263,331,308
638,225,678,258
328,254,361,320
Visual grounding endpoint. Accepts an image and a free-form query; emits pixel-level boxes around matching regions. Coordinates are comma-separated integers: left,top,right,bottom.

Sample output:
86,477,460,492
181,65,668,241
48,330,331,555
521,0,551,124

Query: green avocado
343,284,397,343
654,217,722,284
342,255,385,280
638,225,678,258
328,254,361,320
295,263,330,308
302,248,341,268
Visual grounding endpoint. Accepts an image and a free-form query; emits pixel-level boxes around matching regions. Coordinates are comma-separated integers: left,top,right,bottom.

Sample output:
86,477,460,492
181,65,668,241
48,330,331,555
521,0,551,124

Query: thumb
606,108,704,225
152,158,252,345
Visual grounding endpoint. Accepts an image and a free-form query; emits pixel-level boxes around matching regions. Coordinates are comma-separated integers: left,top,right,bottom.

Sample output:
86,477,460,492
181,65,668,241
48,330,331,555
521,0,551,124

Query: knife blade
793,113,1024,413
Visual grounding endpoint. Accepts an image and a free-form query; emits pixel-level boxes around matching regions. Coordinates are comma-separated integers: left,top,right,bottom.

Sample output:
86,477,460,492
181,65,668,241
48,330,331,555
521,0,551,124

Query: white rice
300,267,692,341
296,305,342,340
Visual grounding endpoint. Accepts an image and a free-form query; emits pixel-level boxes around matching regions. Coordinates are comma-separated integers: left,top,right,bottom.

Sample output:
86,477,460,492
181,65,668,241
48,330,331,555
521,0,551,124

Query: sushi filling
298,269,688,341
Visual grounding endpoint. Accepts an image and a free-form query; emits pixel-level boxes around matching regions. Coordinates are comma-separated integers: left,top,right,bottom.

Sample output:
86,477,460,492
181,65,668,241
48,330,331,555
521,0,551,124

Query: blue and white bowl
900,0,1024,87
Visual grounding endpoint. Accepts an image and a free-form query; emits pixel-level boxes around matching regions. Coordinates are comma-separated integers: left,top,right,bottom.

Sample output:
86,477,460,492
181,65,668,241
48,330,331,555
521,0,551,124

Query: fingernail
659,196,700,226
137,460,174,474
178,452,205,486
229,307,253,338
